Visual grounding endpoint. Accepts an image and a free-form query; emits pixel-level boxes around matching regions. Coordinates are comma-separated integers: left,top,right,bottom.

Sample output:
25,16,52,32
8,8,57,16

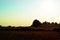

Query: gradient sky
0,0,60,26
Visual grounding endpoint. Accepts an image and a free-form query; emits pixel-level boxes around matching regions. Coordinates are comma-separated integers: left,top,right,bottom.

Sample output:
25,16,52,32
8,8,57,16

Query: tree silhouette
51,22,55,24
8,25,11,28
31,19,41,27
54,22,58,25
43,21,49,24
42,21,51,27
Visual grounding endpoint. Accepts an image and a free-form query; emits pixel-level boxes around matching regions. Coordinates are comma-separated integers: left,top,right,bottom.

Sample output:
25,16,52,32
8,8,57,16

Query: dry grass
0,31,60,40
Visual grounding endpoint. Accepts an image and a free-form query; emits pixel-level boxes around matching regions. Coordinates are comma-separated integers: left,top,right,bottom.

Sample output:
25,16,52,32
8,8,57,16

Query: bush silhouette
51,22,55,24
54,22,58,25
31,19,41,27
43,21,49,24
8,26,11,28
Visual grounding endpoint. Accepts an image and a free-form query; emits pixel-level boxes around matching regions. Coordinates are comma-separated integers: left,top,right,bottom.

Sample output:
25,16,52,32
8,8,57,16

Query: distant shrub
8,26,11,28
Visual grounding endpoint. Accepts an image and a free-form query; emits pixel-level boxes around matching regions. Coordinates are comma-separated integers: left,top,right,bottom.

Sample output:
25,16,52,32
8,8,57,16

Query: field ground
0,31,60,40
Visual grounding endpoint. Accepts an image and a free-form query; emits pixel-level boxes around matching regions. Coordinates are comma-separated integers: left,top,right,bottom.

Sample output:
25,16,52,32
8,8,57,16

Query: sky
0,0,60,26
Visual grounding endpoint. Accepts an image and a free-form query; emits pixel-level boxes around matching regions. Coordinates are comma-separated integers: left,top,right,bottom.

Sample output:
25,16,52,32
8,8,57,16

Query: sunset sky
0,0,60,26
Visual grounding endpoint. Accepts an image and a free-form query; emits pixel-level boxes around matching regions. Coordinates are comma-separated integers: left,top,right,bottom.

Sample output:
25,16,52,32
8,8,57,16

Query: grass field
0,31,60,40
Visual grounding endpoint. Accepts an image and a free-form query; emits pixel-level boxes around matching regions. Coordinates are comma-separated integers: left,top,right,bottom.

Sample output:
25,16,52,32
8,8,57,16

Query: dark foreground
0,31,60,40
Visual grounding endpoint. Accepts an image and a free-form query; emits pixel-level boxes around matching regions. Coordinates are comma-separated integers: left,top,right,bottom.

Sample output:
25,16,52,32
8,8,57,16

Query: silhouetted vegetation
8,25,11,28
0,19,60,40
0,19,60,31
31,19,41,27
0,25,2,27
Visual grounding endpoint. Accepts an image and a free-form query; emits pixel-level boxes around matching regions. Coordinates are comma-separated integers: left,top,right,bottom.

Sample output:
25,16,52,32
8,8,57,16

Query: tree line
0,19,60,27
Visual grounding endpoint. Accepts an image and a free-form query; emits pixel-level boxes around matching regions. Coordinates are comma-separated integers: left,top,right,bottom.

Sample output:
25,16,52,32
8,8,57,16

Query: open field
0,31,60,40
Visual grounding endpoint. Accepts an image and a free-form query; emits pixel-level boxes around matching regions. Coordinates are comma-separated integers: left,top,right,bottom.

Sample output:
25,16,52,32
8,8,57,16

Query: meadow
0,31,60,40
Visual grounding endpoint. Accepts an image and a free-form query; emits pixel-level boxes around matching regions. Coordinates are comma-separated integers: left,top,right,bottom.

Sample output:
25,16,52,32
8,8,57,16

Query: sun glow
40,0,57,17
34,0,60,22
